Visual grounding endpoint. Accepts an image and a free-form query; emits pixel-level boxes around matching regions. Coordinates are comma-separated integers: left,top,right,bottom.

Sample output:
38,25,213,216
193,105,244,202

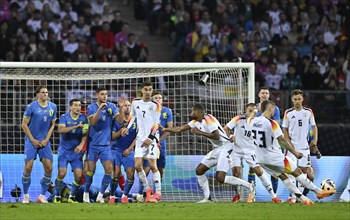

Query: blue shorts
114,150,135,169
157,154,166,169
24,141,53,162
57,147,83,170
87,145,112,163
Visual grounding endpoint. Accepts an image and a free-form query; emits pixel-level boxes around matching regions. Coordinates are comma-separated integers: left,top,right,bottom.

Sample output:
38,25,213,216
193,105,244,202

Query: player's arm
192,128,220,140
282,127,291,144
89,103,107,125
160,124,191,133
74,132,88,153
21,117,40,148
223,125,235,143
310,125,318,147
112,128,123,140
41,119,56,148
58,124,84,134
274,107,281,125
123,139,136,157
277,135,302,159
159,121,172,142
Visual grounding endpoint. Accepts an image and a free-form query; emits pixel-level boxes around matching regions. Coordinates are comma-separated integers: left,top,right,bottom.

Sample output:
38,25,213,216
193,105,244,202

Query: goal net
0,62,254,202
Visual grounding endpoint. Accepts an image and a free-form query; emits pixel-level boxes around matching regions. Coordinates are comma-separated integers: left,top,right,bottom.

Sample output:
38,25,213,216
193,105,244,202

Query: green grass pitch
0,202,349,220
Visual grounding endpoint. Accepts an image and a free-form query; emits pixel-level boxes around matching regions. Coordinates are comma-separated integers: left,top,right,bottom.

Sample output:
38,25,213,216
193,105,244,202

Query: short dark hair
192,103,205,112
245,103,256,108
141,81,152,88
291,89,303,96
95,87,107,94
258,87,270,93
69,98,81,106
261,100,275,112
35,85,47,94
152,91,163,97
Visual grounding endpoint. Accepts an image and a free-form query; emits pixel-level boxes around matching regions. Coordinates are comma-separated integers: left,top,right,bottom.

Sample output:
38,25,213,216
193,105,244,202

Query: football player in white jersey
224,103,283,203
124,81,162,203
282,89,320,202
248,100,335,205
160,103,255,203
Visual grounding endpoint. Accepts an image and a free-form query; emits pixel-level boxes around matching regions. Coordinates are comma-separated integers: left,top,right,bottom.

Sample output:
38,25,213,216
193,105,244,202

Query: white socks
153,171,161,194
138,170,150,190
296,174,322,194
258,173,276,198
224,176,251,188
197,174,210,199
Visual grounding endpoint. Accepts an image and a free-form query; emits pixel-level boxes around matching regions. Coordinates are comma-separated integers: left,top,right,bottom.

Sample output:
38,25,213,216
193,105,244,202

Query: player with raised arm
282,89,321,203
252,87,280,194
124,81,162,203
83,87,123,203
137,91,173,199
160,103,255,203
224,103,283,203
248,100,335,205
54,99,88,203
109,99,137,204
21,85,57,203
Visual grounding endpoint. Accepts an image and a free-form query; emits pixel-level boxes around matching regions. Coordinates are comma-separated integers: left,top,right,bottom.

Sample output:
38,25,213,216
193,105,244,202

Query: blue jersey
111,118,137,152
58,113,88,150
256,103,280,121
159,106,173,150
87,102,118,146
23,101,57,142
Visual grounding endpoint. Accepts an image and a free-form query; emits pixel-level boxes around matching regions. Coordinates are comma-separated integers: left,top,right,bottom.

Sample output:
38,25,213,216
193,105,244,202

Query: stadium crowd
0,0,149,63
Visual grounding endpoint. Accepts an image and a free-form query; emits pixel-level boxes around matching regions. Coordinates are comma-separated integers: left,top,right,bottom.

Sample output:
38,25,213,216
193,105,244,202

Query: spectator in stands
26,9,42,33
277,36,293,56
208,23,220,47
96,21,114,54
115,23,130,52
14,42,29,62
101,4,113,22
173,12,192,61
125,33,148,62
216,34,232,61
324,20,340,46
289,49,303,75
46,31,64,62
203,45,218,62
72,15,91,43
110,10,124,34
265,63,282,90
90,13,102,41
199,11,212,36
29,40,48,61
91,0,108,16
63,32,79,55
147,0,162,35
91,43,108,62
281,64,302,90
285,22,300,46
60,2,77,23
49,14,62,36
302,62,324,90
256,53,270,85
317,52,330,76
194,34,210,62
37,20,51,41
41,3,54,22
276,52,290,78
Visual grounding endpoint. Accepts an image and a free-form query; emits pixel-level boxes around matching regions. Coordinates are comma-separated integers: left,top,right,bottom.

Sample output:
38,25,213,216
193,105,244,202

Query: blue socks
22,173,31,194
271,176,279,193
124,178,134,195
40,174,51,195
248,172,255,183
110,177,118,196
84,170,94,193
54,177,64,196
71,179,81,196
99,174,112,194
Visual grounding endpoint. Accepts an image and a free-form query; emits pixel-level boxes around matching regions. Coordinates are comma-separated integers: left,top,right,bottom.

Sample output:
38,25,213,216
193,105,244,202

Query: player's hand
141,139,151,147
123,148,131,156
76,124,84,129
74,144,83,153
99,103,107,110
40,139,49,148
120,127,128,136
310,140,318,148
118,96,126,108
294,151,303,159
229,135,235,143
158,124,165,132
191,128,202,135
31,139,41,148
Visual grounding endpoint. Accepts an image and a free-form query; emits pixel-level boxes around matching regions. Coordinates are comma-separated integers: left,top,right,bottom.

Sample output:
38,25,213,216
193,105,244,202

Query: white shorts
232,150,259,168
201,143,233,172
259,155,297,177
286,149,311,167
134,140,159,160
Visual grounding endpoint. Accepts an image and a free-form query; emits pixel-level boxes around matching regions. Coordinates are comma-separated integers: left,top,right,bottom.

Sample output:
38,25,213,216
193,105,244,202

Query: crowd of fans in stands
138,0,349,93
0,0,148,63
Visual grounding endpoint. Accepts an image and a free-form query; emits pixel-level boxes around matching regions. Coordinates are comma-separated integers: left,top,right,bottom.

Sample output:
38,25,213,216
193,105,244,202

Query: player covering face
160,103,255,203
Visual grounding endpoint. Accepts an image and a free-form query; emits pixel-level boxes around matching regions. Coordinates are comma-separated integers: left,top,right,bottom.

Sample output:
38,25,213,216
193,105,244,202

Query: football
321,179,336,192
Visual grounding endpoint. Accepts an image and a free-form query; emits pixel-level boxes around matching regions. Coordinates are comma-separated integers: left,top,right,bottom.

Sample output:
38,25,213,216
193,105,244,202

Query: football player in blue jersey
54,99,88,203
83,87,126,203
109,99,137,203
21,85,57,203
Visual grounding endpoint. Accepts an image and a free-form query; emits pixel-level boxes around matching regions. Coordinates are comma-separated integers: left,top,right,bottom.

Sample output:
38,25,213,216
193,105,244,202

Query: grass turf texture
1,202,349,220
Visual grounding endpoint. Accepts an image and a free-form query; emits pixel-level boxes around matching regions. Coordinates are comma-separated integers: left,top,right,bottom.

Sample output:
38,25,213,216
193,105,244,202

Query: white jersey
188,114,231,148
131,99,161,142
248,116,284,159
282,107,316,150
226,114,255,153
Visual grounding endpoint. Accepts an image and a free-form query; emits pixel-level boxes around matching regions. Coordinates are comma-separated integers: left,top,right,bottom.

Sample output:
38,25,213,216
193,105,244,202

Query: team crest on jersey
163,112,167,119
108,108,112,115
49,110,54,116
304,113,307,118
149,106,153,111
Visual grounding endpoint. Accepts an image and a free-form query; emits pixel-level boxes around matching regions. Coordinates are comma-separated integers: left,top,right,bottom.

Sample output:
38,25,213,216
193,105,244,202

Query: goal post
0,62,254,202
